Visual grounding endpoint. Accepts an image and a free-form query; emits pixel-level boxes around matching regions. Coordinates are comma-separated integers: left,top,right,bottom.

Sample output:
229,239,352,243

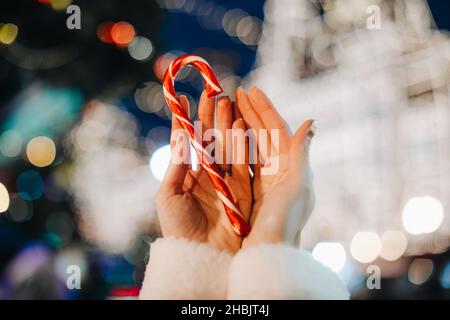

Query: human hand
235,86,316,248
155,92,252,253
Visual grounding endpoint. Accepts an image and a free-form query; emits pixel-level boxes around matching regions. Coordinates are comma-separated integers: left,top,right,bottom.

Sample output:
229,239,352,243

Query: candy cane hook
162,54,250,236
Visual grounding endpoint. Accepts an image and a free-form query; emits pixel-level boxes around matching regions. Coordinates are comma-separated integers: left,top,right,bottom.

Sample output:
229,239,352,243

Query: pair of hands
155,86,316,253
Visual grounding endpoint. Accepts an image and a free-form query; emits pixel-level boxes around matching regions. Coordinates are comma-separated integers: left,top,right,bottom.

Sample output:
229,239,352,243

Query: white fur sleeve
228,244,350,300
139,238,232,300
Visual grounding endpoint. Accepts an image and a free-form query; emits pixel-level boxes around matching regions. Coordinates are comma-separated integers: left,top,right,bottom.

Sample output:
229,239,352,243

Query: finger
235,87,268,167
289,119,316,177
232,101,242,120
171,95,189,146
198,90,215,135
161,133,190,195
170,95,191,172
231,118,249,174
216,96,233,172
248,86,291,154
229,118,251,220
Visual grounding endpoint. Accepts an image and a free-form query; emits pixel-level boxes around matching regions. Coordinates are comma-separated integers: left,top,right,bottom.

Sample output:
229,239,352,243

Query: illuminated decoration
402,196,444,235
26,136,56,167
17,170,45,201
0,23,19,45
111,22,136,47
350,232,381,264
0,84,83,165
0,183,10,213
247,0,450,256
408,258,434,285
312,242,347,272
68,102,158,253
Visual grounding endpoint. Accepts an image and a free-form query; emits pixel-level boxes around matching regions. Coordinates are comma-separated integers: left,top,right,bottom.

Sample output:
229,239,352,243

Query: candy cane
163,54,250,236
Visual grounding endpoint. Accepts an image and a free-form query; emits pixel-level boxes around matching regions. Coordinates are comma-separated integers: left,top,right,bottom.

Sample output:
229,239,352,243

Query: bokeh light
26,136,56,167
134,82,165,114
51,0,72,11
222,9,248,37
7,194,34,222
0,183,10,213
97,21,115,44
150,145,171,181
111,21,136,47
408,258,434,285
402,196,444,235
312,242,347,272
149,144,199,181
0,23,19,45
128,36,154,61
380,230,408,262
153,52,178,80
17,170,44,201
350,232,382,263
0,130,22,157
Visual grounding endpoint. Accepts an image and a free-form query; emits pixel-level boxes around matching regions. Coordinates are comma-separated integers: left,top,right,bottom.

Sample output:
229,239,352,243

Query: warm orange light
97,21,115,44
111,22,136,47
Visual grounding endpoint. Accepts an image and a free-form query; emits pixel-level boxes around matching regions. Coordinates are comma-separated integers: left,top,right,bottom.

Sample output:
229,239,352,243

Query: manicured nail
176,134,183,146
307,120,317,138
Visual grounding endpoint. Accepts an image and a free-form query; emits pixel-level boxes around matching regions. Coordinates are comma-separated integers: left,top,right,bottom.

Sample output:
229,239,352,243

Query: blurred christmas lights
312,242,347,273
0,23,19,46
402,196,444,235
379,230,408,262
111,21,136,47
350,232,382,264
26,136,56,168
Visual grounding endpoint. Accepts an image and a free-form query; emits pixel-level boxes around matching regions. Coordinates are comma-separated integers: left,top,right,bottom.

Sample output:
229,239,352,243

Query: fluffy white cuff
228,244,350,300
139,238,232,300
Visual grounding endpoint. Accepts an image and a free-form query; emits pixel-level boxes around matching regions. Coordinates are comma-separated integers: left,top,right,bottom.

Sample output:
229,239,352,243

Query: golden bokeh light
51,0,72,11
0,183,10,213
26,136,56,167
0,23,19,45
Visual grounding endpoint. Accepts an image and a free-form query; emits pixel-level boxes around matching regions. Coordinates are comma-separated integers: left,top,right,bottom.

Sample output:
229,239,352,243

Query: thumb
289,119,316,177
159,96,191,196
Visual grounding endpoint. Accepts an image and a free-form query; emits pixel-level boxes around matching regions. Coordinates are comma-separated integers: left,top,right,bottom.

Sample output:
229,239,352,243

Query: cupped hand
235,86,316,248
155,92,252,253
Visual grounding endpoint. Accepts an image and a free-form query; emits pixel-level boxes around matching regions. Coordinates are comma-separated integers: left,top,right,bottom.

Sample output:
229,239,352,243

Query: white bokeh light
150,144,199,181
350,232,382,264
402,196,444,235
312,242,347,272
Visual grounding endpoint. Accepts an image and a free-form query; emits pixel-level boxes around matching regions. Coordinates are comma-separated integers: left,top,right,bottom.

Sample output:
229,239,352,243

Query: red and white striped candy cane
162,54,250,236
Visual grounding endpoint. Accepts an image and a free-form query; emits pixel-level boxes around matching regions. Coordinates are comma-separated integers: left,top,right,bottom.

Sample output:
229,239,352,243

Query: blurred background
0,0,448,299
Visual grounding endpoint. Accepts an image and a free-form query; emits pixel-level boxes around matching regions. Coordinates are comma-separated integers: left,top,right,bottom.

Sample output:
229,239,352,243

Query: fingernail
176,134,183,146
307,120,317,138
